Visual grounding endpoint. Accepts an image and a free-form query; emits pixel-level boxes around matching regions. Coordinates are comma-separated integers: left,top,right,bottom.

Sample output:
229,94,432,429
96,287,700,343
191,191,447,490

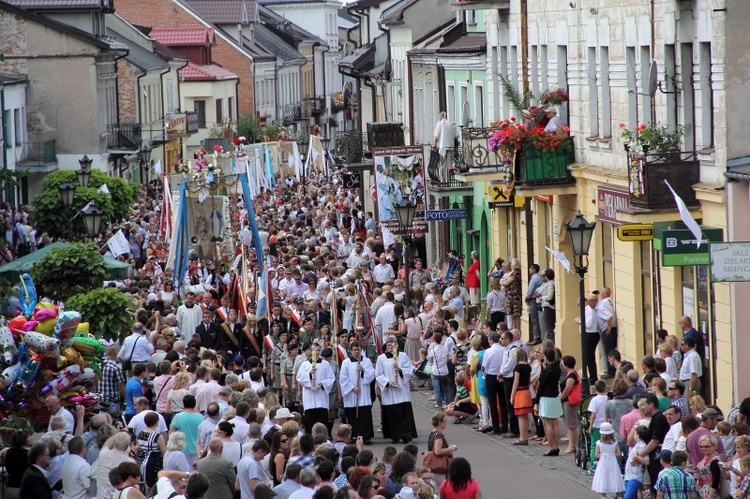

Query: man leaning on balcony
432,111,457,182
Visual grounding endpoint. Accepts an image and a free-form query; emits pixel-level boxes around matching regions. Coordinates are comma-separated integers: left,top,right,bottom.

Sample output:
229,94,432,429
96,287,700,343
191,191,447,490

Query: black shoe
481,427,493,434
543,448,560,456
391,439,399,444
492,429,503,435
402,437,412,444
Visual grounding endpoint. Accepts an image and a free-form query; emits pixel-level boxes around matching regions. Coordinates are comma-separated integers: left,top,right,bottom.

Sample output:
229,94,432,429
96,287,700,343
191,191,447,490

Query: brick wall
115,0,254,116
117,60,141,123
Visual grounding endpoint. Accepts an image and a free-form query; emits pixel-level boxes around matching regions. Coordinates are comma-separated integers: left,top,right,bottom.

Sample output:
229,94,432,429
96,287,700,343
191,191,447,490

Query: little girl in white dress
591,422,625,498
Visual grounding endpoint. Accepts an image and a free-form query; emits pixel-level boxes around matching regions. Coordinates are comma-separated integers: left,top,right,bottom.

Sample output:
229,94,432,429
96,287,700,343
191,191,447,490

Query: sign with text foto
427,209,468,221
710,242,750,282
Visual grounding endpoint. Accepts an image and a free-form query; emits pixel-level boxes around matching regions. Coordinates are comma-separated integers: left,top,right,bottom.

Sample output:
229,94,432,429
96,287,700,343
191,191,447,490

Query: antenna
628,60,658,97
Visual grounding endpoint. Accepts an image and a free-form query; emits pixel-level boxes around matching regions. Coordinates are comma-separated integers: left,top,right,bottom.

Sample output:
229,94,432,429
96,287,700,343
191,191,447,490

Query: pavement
365,385,600,497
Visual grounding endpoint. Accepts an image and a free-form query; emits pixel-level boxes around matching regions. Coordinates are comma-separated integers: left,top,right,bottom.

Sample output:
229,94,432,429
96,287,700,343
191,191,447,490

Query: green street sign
657,228,723,267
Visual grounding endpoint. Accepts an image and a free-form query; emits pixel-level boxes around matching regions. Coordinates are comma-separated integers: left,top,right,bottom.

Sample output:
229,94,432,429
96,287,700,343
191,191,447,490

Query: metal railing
16,140,57,164
284,104,302,123
427,147,471,189
334,131,369,164
107,123,142,150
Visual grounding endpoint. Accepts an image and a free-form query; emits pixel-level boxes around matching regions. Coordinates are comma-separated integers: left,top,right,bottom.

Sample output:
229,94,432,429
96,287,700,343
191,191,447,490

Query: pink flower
618,123,625,128
213,145,223,153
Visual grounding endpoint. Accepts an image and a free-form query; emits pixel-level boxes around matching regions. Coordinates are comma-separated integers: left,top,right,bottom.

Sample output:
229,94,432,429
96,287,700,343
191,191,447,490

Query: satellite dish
648,60,658,97
461,101,471,126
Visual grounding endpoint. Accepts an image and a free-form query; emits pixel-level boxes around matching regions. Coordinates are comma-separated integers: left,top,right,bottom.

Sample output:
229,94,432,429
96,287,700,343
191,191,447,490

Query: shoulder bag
567,371,582,406
422,431,452,473
122,335,141,372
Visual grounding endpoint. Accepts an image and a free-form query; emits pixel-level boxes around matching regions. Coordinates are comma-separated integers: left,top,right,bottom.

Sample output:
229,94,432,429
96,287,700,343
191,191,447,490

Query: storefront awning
725,163,750,181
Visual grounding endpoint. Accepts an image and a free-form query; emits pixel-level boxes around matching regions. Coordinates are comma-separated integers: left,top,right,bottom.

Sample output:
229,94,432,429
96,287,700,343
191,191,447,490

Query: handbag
422,432,453,473
567,372,582,406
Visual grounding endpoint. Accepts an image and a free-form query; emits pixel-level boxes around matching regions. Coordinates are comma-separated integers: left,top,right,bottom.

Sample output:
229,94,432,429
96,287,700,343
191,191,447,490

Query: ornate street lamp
77,155,93,187
396,198,417,308
81,200,104,236
140,146,153,184
59,181,76,207
565,211,597,396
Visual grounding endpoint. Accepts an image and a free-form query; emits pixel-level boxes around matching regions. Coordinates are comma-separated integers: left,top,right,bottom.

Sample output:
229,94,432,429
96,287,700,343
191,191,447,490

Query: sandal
511,440,529,446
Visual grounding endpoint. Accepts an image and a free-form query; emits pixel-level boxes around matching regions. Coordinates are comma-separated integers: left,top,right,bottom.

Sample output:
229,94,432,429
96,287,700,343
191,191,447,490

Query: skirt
512,387,533,415
382,401,418,441
271,364,282,390
405,338,422,362
538,396,564,419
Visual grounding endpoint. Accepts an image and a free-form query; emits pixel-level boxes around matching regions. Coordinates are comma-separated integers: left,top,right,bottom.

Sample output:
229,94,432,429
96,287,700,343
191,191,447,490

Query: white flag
383,227,396,248
80,200,94,213
664,180,703,248
98,184,110,195
107,229,130,257
545,246,572,273
153,160,163,175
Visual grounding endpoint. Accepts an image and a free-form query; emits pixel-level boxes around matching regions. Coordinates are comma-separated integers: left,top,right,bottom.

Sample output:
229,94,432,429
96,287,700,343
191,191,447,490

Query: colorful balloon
54,311,82,346
18,273,38,319
7,316,27,336
24,331,61,356
39,364,80,400
0,362,20,387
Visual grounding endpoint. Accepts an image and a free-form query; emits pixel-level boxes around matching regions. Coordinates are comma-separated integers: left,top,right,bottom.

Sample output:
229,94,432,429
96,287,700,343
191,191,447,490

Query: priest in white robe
339,341,376,444
296,342,336,433
376,337,418,443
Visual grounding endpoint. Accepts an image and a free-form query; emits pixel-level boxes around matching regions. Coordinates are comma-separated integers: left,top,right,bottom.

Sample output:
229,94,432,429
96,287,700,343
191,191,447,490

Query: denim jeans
624,479,641,499
431,374,451,407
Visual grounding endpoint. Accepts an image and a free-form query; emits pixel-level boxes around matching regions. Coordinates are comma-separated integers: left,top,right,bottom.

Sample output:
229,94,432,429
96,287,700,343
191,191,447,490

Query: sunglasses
281,438,289,443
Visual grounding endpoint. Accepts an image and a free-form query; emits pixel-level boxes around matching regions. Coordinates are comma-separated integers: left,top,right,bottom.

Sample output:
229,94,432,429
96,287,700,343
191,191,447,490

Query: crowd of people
1,155,750,499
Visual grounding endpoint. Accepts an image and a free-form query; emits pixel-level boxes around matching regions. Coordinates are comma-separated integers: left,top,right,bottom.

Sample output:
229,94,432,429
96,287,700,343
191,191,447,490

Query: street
365,386,599,497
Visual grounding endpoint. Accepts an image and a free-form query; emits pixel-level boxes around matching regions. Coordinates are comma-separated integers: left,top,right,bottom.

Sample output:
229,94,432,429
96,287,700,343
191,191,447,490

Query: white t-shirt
588,394,608,428
624,441,648,481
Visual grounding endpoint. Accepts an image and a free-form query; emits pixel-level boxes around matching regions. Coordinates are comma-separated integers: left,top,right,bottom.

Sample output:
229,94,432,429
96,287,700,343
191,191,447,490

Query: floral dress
504,269,523,316
695,454,721,499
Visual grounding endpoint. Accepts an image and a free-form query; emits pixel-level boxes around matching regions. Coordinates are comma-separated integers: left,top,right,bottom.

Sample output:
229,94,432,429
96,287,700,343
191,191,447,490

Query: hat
658,449,673,462
321,347,333,358
599,422,614,435
699,408,724,421
275,407,293,419
234,354,245,366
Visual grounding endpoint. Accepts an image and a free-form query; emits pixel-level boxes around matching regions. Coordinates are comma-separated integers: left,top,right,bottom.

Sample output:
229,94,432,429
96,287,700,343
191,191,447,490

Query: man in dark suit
269,303,288,332
196,438,236,499
195,310,221,350
20,442,52,499
308,300,330,327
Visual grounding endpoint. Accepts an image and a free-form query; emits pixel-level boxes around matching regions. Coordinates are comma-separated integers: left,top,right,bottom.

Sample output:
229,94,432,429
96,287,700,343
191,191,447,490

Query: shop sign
709,242,750,282
488,183,514,208
597,187,631,225
658,228,723,266
617,223,654,241
534,195,553,203
427,209,468,221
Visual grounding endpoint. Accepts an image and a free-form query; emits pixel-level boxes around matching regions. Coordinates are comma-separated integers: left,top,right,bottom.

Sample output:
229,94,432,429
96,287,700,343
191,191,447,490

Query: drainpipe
520,0,528,94
407,53,414,144
1,84,9,203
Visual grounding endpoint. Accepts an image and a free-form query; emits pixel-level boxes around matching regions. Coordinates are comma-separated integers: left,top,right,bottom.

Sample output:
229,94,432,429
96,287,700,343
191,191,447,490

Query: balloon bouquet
0,273,102,426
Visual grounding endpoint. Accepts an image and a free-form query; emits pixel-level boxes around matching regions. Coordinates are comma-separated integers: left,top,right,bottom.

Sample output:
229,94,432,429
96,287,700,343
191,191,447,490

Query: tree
32,169,138,240
236,113,262,143
30,243,107,300
66,287,136,340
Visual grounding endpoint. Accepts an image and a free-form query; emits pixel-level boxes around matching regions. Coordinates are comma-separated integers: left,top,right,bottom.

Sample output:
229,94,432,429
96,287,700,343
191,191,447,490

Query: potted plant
620,122,684,158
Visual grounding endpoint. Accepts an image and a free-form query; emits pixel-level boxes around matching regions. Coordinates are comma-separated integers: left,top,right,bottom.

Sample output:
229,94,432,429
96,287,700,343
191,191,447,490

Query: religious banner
371,146,428,235
185,193,233,265
279,141,301,178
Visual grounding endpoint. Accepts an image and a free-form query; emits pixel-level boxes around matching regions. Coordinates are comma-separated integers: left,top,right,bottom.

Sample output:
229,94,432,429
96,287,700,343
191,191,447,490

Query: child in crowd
444,372,476,423
737,455,750,499
588,380,609,470
591,422,624,498
717,421,736,459
727,435,750,499
624,425,650,499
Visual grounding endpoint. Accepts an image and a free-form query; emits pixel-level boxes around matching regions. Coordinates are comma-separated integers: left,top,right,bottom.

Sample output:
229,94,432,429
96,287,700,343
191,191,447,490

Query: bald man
45,395,74,433
196,438,236,499
581,294,600,384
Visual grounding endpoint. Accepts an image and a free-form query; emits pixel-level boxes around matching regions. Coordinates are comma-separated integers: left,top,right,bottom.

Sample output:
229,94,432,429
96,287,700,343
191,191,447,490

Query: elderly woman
695,434,722,499
500,259,523,330
163,431,190,472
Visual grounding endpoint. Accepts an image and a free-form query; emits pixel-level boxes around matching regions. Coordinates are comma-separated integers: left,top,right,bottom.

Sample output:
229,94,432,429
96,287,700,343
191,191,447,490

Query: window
510,46,519,94
216,98,223,124
194,100,206,128
14,109,23,146
474,84,484,127
228,97,235,122
626,46,637,128
640,46,653,124
166,78,175,113
640,241,653,356
665,44,678,130
500,46,509,116
699,42,713,149
531,45,539,95
447,84,455,123
459,85,468,125
681,43,696,151
601,46,611,137
601,223,614,289
540,45,548,91
588,47,598,137
3,110,11,149
557,45,568,123
466,9,476,25
490,47,500,119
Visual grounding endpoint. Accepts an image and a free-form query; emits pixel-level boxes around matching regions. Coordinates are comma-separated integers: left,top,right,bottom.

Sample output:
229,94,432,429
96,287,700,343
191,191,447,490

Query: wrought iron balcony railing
16,140,57,165
107,123,142,151
626,149,699,209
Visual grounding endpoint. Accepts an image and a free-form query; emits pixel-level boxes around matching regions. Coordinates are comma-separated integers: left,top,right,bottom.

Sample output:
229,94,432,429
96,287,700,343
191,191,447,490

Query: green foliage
66,287,136,340
30,243,108,300
500,75,536,117
32,169,138,239
236,113,263,143
264,121,283,139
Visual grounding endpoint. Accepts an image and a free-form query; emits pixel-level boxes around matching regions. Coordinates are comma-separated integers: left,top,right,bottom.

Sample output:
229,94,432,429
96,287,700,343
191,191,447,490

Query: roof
380,0,416,25
182,0,257,24
253,23,307,64
0,0,121,51
179,62,238,80
437,32,485,53
241,35,275,62
149,27,215,46
107,29,171,71
0,73,27,85
347,0,387,10
3,0,113,11
259,4,325,45
259,0,326,4
338,44,374,73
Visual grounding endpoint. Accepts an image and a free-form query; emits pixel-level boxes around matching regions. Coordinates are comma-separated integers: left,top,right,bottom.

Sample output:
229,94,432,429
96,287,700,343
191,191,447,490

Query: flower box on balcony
627,150,699,209
519,140,575,185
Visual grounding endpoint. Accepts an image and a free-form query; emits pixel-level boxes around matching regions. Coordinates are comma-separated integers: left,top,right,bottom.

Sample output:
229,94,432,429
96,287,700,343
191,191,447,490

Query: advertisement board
372,146,428,234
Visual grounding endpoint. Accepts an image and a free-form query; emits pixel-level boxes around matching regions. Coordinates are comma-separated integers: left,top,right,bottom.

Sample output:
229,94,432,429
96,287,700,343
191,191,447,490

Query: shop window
588,47,598,137
640,241,653,355
601,223,613,289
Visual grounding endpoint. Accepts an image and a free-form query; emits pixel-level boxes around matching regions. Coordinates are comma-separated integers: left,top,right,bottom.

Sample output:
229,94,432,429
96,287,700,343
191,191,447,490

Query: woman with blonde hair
162,431,189,472
690,394,707,417
165,371,192,416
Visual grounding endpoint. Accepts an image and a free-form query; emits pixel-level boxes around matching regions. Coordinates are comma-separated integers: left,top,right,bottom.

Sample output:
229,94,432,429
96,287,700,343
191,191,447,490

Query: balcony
455,126,576,191
165,112,199,138
452,0,509,12
626,149,699,210
301,97,326,118
284,104,302,123
15,140,58,172
426,147,472,195
334,131,370,165
107,123,142,151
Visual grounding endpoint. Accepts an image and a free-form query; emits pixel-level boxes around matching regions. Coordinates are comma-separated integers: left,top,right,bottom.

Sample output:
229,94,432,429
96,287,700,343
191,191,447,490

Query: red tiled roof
149,27,215,46
179,62,238,81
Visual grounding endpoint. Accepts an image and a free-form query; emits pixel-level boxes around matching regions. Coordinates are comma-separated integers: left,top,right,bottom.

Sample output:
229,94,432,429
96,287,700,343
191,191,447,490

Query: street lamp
298,140,309,178
77,155,93,187
565,211,597,396
81,200,104,236
59,181,76,207
396,198,416,308
140,146,153,183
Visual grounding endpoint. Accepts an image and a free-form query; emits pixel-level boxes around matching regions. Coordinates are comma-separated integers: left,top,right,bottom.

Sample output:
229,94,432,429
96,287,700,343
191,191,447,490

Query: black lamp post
77,155,93,187
140,146,153,184
298,140,309,178
81,200,104,236
565,211,597,396
396,198,416,308
59,181,76,207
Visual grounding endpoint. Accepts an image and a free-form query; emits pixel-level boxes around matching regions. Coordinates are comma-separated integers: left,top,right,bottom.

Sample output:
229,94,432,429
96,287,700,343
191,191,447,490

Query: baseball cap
699,408,724,421
658,449,673,462
234,355,245,366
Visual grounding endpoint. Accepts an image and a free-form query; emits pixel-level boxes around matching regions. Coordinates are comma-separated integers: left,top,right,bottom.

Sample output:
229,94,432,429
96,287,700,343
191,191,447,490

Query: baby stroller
575,393,595,471
411,357,432,391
